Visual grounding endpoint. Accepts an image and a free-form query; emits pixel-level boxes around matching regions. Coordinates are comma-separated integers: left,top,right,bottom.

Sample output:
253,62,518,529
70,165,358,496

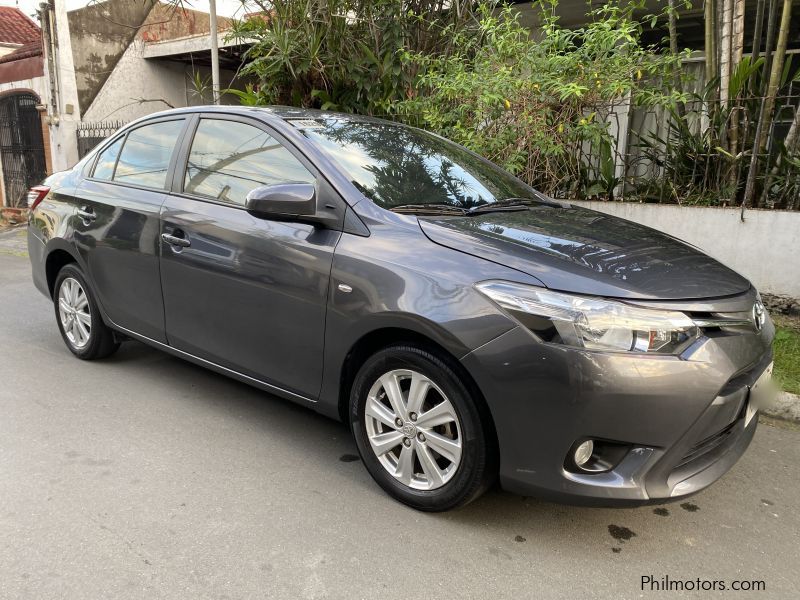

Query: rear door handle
161,232,191,248
77,206,96,221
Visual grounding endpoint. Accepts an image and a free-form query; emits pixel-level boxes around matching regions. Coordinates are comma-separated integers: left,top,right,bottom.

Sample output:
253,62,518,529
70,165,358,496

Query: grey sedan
26,106,774,511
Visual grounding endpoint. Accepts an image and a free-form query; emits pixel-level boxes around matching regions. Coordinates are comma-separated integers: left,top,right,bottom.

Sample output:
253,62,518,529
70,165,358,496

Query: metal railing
76,120,127,159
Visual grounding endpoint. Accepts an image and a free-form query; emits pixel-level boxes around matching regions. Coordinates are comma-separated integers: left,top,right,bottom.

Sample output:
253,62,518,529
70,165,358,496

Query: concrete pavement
1,251,798,599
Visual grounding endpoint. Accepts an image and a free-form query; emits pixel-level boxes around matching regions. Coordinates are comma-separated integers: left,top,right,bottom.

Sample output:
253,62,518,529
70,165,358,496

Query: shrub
394,1,684,199
228,0,488,114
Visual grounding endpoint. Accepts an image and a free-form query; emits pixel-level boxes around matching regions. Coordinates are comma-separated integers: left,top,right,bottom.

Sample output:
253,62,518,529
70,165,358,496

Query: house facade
0,0,247,208
0,5,50,208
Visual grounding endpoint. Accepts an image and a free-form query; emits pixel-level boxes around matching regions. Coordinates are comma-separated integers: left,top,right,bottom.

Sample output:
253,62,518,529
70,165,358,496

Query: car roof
134,104,399,127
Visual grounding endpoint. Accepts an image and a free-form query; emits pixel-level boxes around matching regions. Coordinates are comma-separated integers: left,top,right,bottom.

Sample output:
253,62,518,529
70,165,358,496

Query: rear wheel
350,344,495,511
54,264,119,360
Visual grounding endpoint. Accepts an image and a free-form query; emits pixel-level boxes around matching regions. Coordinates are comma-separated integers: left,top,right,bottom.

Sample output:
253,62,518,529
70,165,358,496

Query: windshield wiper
468,196,561,214
390,203,470,216
389,196,562,217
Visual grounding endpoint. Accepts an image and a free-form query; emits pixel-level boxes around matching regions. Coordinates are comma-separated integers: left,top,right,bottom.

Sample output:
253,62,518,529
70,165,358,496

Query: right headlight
476,281,699,354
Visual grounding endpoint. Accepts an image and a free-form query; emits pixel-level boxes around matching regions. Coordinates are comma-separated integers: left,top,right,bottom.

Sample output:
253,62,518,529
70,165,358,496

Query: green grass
774,325,800,395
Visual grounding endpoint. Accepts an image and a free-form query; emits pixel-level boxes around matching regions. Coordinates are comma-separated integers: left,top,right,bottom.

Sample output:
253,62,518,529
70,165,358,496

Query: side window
183,118,315,206
92,136,123,180
113,119,185,189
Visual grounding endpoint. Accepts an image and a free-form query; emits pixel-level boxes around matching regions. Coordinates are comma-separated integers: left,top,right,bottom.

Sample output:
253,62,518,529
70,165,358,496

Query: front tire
350,344,495,511
53,264,119,360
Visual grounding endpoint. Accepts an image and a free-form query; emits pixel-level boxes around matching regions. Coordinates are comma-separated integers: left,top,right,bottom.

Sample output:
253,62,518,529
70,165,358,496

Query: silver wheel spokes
365,369,462,491
58,277,91,349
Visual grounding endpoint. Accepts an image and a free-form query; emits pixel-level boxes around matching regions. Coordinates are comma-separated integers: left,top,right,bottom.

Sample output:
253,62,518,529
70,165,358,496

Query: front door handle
77,206,96,221
161,232,191,248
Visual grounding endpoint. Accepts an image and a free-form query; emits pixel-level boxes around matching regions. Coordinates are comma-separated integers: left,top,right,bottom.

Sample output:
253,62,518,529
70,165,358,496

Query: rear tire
53,264,119,360
350,344,495,511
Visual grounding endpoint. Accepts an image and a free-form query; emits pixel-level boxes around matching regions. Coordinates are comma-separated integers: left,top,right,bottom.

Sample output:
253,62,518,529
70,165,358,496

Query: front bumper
461,305,774,506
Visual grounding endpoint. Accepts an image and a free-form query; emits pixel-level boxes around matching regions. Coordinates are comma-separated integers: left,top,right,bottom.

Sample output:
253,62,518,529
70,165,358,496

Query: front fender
315,220,540,418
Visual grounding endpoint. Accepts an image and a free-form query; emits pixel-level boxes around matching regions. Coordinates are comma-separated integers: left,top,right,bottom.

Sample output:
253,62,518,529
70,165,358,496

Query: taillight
26,185,50,211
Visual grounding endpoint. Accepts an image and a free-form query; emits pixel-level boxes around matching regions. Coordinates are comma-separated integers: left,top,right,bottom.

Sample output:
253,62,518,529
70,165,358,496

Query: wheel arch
336,327,499,457
45,246,79,298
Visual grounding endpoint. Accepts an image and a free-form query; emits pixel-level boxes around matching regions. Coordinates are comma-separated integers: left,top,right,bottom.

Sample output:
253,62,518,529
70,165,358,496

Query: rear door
159,114,343,399
71,117,188,342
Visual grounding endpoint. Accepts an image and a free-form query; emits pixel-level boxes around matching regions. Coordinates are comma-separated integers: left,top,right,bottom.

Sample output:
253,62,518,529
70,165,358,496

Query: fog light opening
566,438,632,474
574,440,594,467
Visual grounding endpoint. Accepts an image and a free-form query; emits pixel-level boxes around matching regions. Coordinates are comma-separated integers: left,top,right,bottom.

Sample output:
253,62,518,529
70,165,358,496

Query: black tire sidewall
53,264,112,360
350,345,491,511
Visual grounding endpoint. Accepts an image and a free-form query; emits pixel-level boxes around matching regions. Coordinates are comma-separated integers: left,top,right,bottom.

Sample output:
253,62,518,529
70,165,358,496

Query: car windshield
293,117,540,210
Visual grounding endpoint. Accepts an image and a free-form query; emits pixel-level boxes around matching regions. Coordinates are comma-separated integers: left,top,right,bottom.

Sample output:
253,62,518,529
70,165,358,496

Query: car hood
418,204,751,300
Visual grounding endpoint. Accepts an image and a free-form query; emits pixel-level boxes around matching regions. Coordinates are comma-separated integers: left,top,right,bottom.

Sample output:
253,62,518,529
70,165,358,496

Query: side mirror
245,183,316,220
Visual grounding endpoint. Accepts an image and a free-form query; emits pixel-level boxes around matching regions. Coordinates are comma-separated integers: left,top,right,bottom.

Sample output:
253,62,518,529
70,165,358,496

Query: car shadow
99,340,770,557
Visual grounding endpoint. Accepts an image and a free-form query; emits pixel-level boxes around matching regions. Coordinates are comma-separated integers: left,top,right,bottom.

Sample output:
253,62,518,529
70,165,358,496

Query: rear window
112,119,185,189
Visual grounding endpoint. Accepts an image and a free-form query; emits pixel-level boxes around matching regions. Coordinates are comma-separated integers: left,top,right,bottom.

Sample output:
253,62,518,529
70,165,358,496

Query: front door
159,115,341,399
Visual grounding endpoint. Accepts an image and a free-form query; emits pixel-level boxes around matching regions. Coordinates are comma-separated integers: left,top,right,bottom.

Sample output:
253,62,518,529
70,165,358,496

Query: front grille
675,422,738,470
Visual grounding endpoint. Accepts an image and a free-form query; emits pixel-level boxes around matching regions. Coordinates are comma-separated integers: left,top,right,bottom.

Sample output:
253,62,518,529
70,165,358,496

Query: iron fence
602,92,800,210
76,120,127,159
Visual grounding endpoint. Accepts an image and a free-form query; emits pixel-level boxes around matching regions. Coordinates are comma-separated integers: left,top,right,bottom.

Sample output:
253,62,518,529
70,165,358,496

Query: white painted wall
83,38,192,123
45,0,81,172
83,37,239,124
573,201,800,298
0,74,48,103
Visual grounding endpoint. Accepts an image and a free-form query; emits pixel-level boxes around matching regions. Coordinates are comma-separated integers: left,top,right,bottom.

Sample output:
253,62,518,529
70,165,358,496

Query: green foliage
227,0,485,114
633,53,800,209
226,0,800,207
774,322,800,395
634,79,732,205
393,1,684,198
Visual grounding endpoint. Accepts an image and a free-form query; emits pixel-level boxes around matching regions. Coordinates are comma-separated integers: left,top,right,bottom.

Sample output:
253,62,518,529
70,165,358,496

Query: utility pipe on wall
209,0,220,104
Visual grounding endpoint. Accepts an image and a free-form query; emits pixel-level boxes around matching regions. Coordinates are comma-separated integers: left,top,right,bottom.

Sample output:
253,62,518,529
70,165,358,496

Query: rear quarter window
92,136,123,180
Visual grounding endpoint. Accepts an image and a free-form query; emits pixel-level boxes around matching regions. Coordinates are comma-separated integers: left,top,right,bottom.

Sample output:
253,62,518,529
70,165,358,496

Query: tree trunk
719,0,733,110
667,0,684,117
731,0,745,66
762,0,780,94
782,107,800,155
728,0,745,157
757,0,792,154
752,0,766,64
704,0,717,88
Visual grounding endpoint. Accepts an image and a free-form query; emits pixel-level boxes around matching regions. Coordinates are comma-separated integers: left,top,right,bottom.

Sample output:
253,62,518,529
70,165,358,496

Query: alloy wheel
364,369,462,490
58,277,92,349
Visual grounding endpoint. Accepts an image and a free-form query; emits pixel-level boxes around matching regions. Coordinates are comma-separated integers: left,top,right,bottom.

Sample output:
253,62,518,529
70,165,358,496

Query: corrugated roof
0,6,41,46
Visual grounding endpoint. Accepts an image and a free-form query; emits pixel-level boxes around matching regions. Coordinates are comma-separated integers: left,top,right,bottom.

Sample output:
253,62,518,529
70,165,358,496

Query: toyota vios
27,107,774,511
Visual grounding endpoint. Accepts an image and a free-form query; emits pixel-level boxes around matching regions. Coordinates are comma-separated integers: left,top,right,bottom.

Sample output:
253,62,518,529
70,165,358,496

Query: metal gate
0,92,47,208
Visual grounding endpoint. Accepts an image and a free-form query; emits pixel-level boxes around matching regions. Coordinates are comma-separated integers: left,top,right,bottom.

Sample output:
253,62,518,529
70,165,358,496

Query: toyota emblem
753,300,765,331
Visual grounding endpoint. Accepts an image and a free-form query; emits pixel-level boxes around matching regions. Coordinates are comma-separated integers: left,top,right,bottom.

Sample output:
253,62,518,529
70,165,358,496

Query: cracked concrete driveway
1,247,798,599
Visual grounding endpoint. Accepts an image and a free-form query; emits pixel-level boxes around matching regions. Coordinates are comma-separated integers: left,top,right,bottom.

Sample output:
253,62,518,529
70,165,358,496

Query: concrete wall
0,74,48,103
75,1,241,136
573,201,800,298
66,0,153,116
82,37,238,123
40,0,82,173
